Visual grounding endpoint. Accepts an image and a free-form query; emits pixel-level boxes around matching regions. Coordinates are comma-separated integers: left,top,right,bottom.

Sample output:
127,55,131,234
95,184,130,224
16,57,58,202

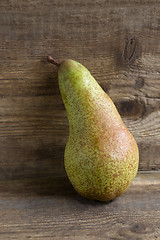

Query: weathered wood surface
0,172,159,240
0,0,160,180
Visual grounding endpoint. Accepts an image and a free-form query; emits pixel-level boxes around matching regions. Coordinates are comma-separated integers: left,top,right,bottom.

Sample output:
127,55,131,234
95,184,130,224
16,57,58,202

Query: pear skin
47,56,139,202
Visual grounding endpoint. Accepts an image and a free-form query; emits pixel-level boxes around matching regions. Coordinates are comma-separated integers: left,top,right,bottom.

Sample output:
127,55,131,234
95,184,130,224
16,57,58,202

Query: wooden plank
0,0,160,181
0,172,159,239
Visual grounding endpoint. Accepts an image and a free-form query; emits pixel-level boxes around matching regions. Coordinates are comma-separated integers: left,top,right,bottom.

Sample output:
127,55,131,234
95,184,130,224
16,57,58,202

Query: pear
47,56,139,202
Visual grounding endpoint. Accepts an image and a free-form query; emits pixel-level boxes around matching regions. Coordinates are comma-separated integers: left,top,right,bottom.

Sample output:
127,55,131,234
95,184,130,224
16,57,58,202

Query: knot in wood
122,37,139,65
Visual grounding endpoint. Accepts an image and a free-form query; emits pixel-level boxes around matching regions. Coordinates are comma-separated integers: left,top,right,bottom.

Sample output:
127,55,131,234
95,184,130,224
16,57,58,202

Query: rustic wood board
0,0,160,179
0,172,159,239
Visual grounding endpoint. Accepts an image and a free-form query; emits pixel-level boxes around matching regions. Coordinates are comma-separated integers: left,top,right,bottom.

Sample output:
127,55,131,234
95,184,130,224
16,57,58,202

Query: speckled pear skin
58,60,139,202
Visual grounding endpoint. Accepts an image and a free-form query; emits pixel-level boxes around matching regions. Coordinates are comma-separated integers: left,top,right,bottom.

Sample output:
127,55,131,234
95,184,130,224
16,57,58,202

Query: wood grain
0,0,160,181
0,2,160,239
0,172,159,239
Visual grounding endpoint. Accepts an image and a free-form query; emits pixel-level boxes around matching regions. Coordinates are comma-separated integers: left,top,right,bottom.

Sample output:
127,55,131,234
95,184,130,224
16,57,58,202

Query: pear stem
46,56,60,67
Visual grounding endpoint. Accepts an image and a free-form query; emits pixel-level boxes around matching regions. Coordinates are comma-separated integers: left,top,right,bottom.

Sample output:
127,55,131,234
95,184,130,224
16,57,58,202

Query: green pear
47,56,139,202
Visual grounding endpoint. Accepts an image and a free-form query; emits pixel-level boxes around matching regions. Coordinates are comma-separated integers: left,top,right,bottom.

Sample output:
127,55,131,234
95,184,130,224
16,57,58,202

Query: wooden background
0,0,160,239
